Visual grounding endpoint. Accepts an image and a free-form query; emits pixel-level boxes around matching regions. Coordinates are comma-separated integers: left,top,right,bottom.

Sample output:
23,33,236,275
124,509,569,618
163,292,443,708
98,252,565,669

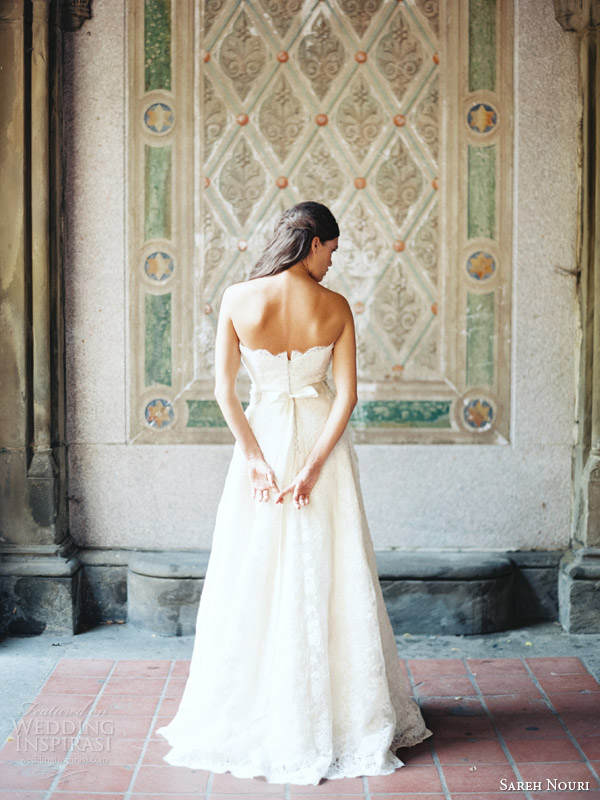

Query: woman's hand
274,462,321,510
247,456,279,503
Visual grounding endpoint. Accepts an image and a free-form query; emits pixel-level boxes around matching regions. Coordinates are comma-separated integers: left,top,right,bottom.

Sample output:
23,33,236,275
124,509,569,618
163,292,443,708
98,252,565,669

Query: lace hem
156,724,433,786
392,725,434,750
157,733,402,785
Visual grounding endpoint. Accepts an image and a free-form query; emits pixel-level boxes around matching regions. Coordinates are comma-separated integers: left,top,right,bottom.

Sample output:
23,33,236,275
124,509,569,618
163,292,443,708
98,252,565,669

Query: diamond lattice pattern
198,0,440,384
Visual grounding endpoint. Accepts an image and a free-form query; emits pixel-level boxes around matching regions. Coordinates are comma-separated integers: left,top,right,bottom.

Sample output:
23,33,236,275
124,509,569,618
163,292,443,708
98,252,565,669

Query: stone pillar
554,0,600,632
0,0,90,635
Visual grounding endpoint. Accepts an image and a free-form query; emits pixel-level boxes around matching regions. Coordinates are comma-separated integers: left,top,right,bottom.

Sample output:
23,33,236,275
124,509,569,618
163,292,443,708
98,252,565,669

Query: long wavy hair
248,201,339,280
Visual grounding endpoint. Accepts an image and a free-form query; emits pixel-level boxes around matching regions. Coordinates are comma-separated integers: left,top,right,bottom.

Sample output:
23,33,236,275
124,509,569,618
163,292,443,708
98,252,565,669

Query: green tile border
145,292,172,386
466,291,494,386
186,399,452,429
145,0,172,92
468,144,496,240
186,399,248,428
144,144,172,240
468,0,496,92
351,400,451,428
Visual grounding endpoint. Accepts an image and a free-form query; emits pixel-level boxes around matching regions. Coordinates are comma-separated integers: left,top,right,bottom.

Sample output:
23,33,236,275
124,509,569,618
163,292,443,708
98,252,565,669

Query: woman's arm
214,287,280,502
303,297,358,470
213,286,264,461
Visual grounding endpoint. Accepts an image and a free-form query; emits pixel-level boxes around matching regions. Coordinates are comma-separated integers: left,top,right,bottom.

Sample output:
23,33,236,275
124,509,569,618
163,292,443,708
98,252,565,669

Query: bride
157,201,433,785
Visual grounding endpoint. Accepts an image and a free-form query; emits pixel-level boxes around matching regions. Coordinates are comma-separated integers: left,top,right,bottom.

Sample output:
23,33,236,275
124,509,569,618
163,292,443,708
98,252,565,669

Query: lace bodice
239,342,334,402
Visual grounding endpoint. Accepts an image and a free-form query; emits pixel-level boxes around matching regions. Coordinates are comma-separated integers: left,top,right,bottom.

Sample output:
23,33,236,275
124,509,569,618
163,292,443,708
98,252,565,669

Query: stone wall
63,0,580,552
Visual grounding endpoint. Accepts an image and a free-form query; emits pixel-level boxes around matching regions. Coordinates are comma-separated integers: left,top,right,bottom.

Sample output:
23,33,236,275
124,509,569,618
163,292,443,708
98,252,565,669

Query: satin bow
261,384,320,403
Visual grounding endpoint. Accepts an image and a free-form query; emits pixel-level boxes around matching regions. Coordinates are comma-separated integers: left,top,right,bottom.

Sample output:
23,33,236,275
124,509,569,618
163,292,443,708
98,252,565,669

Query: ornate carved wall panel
128,0,513,443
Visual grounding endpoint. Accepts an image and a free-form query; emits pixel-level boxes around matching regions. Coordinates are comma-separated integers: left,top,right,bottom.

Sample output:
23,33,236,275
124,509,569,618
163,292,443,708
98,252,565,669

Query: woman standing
157,201,433,785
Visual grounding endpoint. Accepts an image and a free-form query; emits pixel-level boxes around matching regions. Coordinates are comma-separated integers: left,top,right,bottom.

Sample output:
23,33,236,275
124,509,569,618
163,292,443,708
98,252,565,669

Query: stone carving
372,262,422,354
204,77,226,159
376,138,423,228
205,0,226,35
260,0,304,38
412,323,438,372
339,0,383,38
336,75,385,163
355,330,389,380
60,0,92,31
125,0,517,444
416,0,439,37
197,317,216,373
411,203,438,284
203,207,226,292
298,12,345,100
218,138,265,227
259,73,306,162
252,198,289,263
375,11,423,102
414,76,439,165
296,137,345,202
553,0,600,31
341,202,384,288
219,11,266,101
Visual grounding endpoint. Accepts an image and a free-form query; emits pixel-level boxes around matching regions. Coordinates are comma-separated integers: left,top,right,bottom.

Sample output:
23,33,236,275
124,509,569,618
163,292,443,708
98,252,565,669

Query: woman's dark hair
248,201,339,280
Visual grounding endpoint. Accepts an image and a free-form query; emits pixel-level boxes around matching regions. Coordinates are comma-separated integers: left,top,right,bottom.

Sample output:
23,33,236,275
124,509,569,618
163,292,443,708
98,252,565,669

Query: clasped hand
246,456,321,511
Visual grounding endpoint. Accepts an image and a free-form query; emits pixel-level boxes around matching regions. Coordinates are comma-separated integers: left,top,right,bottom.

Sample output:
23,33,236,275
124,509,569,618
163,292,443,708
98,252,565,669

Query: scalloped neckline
239,341,335,362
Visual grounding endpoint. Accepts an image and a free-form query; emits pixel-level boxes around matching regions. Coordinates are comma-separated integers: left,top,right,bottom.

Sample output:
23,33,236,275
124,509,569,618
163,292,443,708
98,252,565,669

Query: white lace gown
157,342,433,785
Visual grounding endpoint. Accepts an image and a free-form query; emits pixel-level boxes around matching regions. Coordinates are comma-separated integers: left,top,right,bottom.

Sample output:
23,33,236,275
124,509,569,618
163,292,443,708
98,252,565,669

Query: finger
262,488,269,502
275,483,294,503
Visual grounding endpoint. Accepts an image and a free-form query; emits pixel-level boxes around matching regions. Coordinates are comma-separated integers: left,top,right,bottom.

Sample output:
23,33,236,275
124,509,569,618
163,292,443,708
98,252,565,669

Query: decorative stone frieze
128,0,514,445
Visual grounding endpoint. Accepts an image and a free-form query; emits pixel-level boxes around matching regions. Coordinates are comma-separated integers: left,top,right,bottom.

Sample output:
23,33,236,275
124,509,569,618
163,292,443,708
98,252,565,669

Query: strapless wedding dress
157,342,433,785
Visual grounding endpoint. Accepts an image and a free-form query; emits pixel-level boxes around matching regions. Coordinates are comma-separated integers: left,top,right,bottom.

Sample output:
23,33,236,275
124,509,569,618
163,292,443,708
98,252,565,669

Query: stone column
554,0,600,632
0,0,90,635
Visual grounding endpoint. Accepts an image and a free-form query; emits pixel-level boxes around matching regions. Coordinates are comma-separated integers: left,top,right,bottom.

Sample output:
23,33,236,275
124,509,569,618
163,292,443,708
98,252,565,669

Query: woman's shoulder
220,279,258,305
222,279,253,294
223,276,350,315
317,285,352,315
223,276,273,296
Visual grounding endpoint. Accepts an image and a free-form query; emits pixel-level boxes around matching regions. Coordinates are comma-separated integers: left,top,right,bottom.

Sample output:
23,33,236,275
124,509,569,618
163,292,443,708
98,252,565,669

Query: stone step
124,549,553,637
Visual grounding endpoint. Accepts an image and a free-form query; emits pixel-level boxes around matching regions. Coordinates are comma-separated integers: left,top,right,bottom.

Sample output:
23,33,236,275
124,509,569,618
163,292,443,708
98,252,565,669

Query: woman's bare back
226,266,347,359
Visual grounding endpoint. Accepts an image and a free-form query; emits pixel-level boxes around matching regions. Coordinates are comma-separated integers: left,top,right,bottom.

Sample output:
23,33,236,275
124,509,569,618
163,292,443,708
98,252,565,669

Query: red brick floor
1,656,599,799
